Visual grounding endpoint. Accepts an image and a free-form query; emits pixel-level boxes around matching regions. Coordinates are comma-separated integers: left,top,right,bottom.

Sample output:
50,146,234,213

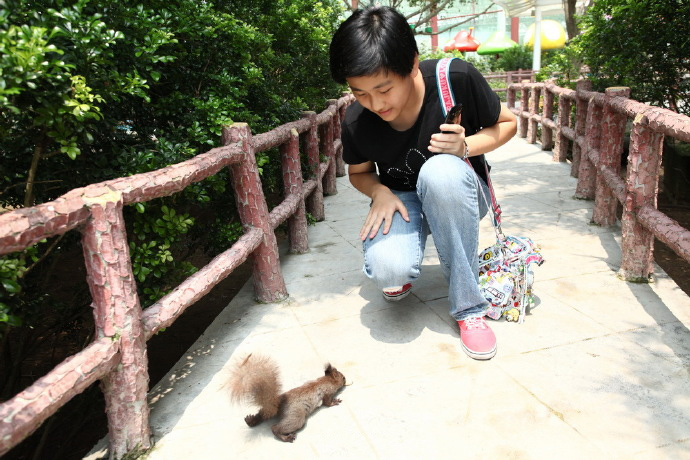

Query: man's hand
348,161,410,240
428,123,467,157
361,188,409,240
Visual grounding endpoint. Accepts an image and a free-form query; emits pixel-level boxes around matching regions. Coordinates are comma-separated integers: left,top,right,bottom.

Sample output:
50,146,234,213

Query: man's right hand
361,188,409,240
347,161,410,241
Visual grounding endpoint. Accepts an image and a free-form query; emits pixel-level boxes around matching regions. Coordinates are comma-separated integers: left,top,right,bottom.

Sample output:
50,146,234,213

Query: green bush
464,55,494,75
418,48,496,80
573,0,690,114
535,45,584,89
494,45,533,72
419,47,466,61
0,0,344,386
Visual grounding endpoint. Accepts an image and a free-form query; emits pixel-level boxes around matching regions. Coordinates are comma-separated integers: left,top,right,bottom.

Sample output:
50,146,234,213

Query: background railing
483,69,536,93
507,80,690,281
0,94,354,459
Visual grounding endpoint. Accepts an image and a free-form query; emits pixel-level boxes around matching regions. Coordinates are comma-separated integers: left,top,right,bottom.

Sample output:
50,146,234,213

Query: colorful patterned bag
437,57,544,323
478,235,543,323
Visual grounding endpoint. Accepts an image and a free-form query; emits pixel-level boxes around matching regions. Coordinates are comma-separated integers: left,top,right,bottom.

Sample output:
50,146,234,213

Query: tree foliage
494,45,533,72
1,0,343,204
341,0,491,35
574,0,690,114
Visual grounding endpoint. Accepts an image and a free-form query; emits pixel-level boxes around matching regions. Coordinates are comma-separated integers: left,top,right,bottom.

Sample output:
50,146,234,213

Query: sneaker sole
382,289,411,301
461,343,497,360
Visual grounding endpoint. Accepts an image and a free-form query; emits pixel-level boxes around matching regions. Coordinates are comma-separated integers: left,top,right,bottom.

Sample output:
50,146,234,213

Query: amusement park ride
437,0,578,70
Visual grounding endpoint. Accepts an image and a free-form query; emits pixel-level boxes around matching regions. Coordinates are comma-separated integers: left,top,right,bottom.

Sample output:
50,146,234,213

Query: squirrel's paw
275,431,296,442
245,414,262,427
323,396,342,407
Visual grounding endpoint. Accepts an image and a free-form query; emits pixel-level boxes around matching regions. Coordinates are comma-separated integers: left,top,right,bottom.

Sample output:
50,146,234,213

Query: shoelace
463,317,487,330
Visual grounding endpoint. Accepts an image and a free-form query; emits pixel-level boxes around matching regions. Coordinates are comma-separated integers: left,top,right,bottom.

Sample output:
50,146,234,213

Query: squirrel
228,353,347,442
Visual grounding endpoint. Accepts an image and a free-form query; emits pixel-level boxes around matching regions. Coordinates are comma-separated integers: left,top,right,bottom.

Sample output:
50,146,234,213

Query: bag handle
436,57,457,118
435,57,503,232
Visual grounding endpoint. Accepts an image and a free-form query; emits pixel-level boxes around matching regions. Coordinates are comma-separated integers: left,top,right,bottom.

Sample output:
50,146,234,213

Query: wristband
462,143,470,160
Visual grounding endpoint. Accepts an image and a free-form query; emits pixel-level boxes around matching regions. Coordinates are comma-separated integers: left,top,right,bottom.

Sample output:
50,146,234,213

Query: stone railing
0,94,354,459
483,69,535,93
507,80,690,280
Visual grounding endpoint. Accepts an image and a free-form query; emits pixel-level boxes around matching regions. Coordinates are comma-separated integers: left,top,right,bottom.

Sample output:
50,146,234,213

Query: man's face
346,67,417,126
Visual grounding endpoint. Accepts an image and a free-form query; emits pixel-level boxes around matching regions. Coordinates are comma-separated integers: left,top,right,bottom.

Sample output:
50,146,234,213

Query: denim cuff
454,304,489,321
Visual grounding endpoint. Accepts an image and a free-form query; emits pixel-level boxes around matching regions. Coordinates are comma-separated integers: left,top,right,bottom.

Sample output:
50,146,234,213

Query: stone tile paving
87,136,690,460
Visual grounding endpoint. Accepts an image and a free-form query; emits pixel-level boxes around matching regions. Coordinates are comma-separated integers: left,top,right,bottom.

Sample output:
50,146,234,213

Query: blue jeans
362,154,490,321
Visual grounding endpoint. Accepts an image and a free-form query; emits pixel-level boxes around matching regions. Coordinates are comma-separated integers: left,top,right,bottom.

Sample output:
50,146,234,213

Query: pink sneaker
382,283,412,301
458,317,497,360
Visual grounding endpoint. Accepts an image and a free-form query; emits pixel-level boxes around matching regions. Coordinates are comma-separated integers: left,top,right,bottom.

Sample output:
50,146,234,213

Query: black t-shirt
341,58,501,191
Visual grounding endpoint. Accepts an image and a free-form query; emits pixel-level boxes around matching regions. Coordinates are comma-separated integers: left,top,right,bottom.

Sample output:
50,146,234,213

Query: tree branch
1,180,63,200
40,149,64,160
24,131,48,208
22,234,66,278
410,3,494,34
414,0,455,26
417,3,494,35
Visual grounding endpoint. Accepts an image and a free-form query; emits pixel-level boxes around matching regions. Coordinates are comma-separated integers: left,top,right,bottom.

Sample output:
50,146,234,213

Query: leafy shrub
419,47,466,61
535,45,584,89
573,0,690,114
494,45,533,72
0,0,344,388
464,55,494,75
417,48,494,78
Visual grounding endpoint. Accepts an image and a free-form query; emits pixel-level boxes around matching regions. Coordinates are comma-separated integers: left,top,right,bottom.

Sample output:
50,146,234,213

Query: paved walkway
89,136,690,460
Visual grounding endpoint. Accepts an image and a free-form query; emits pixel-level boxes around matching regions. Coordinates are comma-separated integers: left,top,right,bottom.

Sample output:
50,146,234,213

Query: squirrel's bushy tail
228,354,282,418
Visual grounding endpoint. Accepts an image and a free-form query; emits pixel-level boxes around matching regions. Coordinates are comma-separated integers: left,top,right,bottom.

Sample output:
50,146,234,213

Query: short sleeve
453,61,502,135
341,116,368,165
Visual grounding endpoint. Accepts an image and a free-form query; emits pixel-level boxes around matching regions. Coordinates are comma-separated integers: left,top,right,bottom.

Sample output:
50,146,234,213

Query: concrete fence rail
483,69,535,92
507,80,690,282
0,94,354,459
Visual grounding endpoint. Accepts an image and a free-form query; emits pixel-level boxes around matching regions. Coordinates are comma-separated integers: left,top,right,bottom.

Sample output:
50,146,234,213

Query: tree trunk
24,131,48,209
563,0,579,39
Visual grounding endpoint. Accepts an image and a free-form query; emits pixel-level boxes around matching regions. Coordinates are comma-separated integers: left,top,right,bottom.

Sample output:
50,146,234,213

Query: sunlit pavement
88,135,690,460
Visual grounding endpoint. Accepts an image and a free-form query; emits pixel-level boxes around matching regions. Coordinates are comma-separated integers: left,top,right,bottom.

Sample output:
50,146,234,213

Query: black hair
329,6,419,84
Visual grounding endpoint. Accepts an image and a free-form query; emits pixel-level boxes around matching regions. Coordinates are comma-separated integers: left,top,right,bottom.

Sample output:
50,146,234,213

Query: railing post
619,115,665,281
222,123,288,302
323,101,338,196
507,84,516,114
553,88,571,162
518,86,529,138
575,95,602,200
80,192,151,459
571,79,592,177
280,129,309,254
302,111,325,221
526,85,540,144
591,87,631,226
331,99,346,177
542,86,555,151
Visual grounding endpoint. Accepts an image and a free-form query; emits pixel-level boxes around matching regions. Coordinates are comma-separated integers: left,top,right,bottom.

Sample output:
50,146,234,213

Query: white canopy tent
491,0,568,17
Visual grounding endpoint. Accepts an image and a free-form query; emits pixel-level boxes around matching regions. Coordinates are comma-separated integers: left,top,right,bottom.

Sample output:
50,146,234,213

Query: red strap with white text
436,57,502,227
